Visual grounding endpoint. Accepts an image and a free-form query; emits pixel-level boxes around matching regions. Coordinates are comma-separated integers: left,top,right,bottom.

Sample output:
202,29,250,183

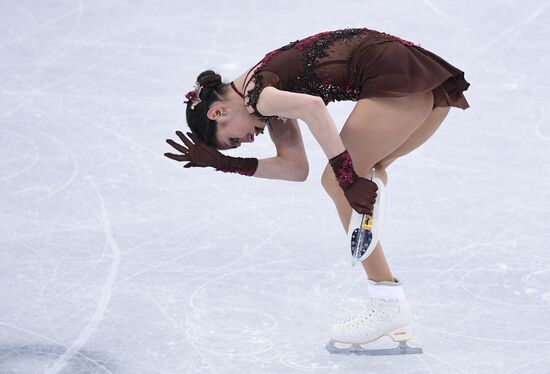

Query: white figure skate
326,296,422,355
348,168,386,266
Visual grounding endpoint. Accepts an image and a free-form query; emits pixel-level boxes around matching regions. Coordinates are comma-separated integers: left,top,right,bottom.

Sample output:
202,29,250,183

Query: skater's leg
324,101,452,352
321,92,435,229
321,92,434,281
322,163,388,232
361,106,451,280
377,106,451,169
323,164,393,281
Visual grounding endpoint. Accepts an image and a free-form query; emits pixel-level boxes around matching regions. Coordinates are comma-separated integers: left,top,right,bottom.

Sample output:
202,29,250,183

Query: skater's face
207,101,266,150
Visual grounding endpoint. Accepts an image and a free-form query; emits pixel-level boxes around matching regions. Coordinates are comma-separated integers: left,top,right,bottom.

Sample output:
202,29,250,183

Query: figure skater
164,27,469,354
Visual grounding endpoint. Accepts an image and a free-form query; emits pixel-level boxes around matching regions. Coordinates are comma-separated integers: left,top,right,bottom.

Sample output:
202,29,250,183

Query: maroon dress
234,28,470,122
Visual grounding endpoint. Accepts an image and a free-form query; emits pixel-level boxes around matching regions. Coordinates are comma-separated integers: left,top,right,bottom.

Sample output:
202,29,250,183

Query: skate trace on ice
1,1,550,373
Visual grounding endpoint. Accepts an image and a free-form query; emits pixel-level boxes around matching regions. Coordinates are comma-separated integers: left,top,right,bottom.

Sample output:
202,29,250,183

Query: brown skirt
350,40,470,109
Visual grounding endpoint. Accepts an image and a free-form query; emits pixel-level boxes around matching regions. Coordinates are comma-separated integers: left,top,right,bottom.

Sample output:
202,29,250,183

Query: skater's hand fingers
183,162,199,168
344,177,376,214
165,138,188,154
359,202,374,214
350,198,373,215
164,131,226,170
175,130,196,148
352,204,373,215
186,132,223,159
186,132,201,145
356,197,369,208
164,152,190,162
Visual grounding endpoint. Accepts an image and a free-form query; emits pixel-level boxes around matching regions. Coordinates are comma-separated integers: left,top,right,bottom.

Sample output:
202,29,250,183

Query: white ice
1,1,550,373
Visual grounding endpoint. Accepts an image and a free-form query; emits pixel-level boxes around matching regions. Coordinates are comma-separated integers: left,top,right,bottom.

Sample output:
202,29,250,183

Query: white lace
341,300,377,328
337,298,400,338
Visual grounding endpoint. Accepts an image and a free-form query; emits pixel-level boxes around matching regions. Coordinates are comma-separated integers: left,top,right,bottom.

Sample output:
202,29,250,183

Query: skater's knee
357,162,389,185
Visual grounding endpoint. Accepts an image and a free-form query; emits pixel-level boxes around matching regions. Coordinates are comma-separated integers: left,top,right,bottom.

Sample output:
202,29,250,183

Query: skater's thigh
338,92,433,177
378,106,450,169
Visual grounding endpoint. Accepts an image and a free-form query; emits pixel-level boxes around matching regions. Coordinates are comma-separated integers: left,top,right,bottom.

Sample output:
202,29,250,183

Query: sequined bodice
242,28,416,121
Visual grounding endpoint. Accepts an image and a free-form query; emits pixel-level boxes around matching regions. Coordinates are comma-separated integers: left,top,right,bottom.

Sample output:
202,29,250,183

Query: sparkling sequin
223,167,255,176
329,150,358,189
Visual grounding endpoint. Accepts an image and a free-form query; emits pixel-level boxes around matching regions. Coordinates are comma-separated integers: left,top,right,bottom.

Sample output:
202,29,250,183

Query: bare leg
377,106,451,169
363,107,451,280
322,92,449,281
323,165,394,281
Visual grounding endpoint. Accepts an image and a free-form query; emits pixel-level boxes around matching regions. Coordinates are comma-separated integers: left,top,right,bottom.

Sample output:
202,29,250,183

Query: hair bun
197,70,222,89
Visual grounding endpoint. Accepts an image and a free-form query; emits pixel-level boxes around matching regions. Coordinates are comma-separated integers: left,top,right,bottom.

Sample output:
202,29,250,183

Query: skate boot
325,280,422,355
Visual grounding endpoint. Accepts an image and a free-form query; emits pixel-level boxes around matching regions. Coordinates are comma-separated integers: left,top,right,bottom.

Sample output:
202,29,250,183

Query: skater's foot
330,297,412,345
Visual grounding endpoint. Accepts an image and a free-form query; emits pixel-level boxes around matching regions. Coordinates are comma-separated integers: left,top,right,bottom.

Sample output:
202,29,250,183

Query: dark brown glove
164,131,258,176
329,150,378,215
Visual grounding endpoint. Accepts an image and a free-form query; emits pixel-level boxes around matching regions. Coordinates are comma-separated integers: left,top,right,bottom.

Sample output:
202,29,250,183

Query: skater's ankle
367,277,396,283
367,278,405,300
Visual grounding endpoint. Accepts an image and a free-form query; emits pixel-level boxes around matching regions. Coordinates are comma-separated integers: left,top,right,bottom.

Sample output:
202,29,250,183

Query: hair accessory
184,83,203,109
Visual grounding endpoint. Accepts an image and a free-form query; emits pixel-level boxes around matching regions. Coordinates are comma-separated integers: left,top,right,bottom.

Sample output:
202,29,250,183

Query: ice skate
326,280,422,356
348,168,386,265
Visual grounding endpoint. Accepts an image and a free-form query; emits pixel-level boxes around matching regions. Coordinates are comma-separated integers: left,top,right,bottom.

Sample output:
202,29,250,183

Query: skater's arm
255,87,345,159
164,120,308,182
253,118,309,182
256,87,378,214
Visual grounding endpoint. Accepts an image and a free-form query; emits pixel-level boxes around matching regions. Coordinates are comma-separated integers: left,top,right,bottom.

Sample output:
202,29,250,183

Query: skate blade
325,340,423,356
350,223,373,267
348,175,386,265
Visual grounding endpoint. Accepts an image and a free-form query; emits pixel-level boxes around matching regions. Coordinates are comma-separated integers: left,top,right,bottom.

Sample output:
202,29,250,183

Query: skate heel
387,325,412,342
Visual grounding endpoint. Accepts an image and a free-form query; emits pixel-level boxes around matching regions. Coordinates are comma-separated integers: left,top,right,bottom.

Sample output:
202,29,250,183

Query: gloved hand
343,177,378,215
329,150,378,215
164,131,258,176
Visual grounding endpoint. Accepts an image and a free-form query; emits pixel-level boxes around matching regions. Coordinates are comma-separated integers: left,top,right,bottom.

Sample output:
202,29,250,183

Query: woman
164,27,470,353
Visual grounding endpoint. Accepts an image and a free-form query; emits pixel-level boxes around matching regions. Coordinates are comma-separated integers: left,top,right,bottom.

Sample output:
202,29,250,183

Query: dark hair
186,70,229,147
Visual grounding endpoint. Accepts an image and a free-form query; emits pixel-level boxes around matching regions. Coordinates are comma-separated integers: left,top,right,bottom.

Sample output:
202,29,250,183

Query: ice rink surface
1,0,550,373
